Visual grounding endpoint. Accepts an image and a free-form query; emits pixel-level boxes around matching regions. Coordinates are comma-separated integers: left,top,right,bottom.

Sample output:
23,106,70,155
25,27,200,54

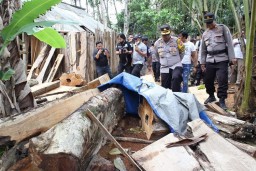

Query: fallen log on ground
28,88,124,170
0,88,99,143
206,111,255,139
226,138,256,158
114,136,154,144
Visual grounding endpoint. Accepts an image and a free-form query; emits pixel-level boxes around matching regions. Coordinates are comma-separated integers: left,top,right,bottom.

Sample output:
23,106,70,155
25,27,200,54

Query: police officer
200,12,236,110
154,24,185,92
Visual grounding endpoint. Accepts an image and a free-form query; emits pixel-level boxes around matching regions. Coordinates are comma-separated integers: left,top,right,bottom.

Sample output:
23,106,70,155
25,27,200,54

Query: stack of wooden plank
132,119,256,171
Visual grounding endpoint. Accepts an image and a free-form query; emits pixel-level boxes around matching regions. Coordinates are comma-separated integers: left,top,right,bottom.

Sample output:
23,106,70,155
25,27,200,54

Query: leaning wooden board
0,88,99,143
132,133,201,171
188,119,256,171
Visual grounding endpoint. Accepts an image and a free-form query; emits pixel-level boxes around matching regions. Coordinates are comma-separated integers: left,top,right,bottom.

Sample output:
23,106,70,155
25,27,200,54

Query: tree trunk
123,0,129,35
0,0,35,118
28,88,124,170
235,0,256,117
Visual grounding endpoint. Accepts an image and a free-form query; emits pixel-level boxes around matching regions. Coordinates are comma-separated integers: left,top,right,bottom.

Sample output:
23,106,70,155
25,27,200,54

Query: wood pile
132,119,256,171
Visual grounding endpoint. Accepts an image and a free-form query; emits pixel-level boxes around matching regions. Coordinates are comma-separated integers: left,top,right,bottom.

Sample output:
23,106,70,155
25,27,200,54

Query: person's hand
231,58,237,65
98,49,103,55
201,64,206,72
135,45,139,52
119,49,122,54
104,49,109,56
192,67,197,74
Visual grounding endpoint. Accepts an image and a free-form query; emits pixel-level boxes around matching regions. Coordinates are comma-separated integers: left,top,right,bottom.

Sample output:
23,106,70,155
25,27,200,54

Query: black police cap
142,36,148,41
134,34,142,39
204,12,215,23
160,24,171,35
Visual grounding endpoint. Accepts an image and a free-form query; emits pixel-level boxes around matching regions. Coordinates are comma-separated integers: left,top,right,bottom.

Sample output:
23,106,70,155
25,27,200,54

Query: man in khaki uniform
200,12,236,110
154,24,185,92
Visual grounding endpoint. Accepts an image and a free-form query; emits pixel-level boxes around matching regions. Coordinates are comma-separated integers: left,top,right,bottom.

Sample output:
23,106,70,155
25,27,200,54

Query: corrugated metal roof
35,2,112,33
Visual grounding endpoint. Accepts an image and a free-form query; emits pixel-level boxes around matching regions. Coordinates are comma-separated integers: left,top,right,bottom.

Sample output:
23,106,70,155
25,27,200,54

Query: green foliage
1,0,61,42
117,0,238,40
33,28,66,48
0,0,64,54
0,68,15,81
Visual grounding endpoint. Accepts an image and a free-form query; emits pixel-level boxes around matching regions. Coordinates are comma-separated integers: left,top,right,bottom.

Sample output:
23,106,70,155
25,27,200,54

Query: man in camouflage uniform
200,12,236,110
154,24,185,92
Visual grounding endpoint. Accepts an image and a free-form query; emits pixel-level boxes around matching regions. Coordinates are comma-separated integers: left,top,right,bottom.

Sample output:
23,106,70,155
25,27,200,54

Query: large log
206,111,255,139
0,88,99,143
28,88,125,170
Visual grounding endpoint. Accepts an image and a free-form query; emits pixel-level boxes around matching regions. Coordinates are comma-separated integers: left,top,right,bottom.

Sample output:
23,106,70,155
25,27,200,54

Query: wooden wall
27,29,118,83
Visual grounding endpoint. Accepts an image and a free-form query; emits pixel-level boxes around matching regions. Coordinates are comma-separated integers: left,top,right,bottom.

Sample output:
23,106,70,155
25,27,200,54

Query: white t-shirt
233,38,245,59
182,41,196,64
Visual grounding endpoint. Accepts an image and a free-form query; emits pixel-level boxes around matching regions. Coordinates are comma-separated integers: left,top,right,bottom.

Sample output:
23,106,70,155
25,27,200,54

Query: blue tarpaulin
98,72,218,134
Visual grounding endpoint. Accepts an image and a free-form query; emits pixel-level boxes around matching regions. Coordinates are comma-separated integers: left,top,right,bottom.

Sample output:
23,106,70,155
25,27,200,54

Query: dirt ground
98,115,168,171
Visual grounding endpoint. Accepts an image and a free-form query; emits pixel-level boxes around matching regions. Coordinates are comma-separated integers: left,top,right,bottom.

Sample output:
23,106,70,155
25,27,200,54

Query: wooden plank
31,80,60,97
138,98,154,140
38,85,85,102
45,54,64,82
226,138,256,158
86,109,143,171
132,133,201,171
0,88,99,143
205,102,228,115
70,32,77,73
76,32,87,80
87,73,110,89
27,45,48,80
59,73,85,86
36,47,56,83
188,119,256,171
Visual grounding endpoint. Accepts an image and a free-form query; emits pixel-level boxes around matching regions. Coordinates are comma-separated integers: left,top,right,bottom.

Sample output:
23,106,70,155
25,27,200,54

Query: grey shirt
132,42,147,65
154,36,183,73
200,24,235,64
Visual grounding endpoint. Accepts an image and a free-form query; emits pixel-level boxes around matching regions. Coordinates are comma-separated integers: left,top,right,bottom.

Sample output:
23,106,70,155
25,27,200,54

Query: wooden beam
31,80,60,97
45,54,64,83
138,98,154,140
36,47,56,83
86,109,142,171
188,119,256,170
27,45,49,80
0,88,99,143
59,73,85,86
87,73,110,89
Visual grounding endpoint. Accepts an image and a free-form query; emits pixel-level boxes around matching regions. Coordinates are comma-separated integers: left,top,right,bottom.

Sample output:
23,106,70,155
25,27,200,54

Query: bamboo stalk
243,0,250,40
229,0,241,33
241,0,256,113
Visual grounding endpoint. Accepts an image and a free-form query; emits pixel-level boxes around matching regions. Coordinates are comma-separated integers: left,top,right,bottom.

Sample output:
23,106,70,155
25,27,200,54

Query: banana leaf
33,27,66,48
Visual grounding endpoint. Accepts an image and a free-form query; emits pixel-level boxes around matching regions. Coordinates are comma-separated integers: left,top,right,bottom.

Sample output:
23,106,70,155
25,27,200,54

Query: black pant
131,64,143,77
152,62,160,80
205,61,228,99
161,67,183,92
117,63,132,74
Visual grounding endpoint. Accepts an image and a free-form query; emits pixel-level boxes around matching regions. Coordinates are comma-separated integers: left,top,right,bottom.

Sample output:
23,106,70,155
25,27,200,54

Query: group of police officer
115,12,235,110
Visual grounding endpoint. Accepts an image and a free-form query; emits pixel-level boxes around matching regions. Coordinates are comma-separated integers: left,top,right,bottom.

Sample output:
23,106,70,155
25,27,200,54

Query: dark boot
219,98,227,110
204,95,216,104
